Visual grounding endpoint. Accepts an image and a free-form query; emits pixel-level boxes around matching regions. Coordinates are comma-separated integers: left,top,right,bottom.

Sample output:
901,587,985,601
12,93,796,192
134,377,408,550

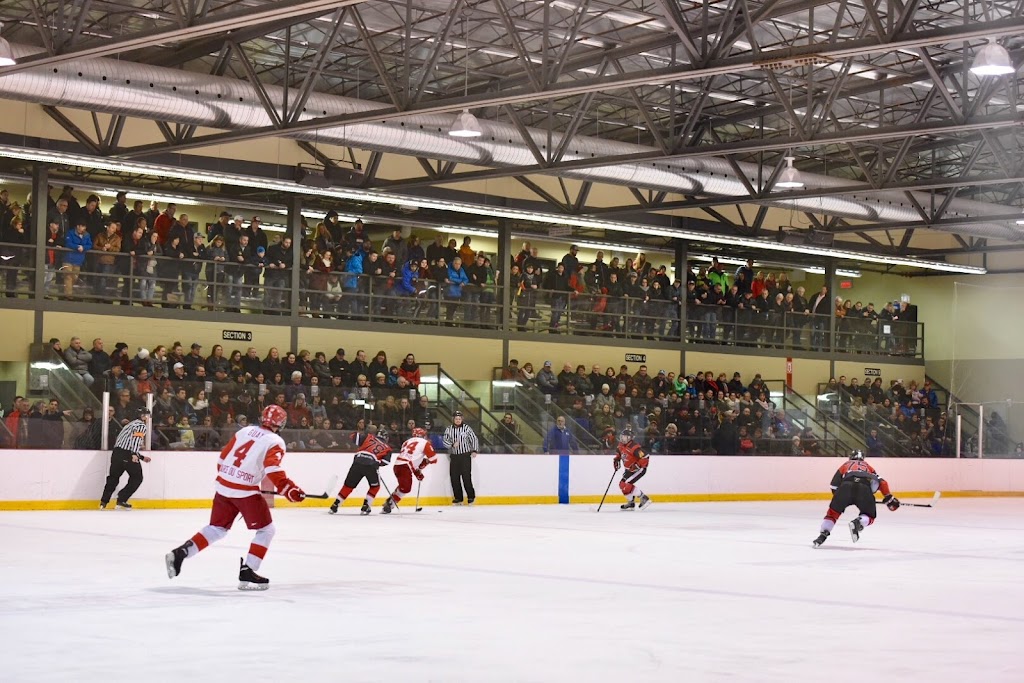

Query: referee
443,410,479,505
100,407,152,510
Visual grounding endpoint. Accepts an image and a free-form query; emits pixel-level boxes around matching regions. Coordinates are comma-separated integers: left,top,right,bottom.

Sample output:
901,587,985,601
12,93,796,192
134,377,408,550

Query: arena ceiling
2,0,1024,270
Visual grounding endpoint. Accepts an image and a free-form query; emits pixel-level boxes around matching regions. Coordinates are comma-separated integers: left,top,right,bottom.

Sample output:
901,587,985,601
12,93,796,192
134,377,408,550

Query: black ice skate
328,499,340,514
99,501,107,510
165,541,192,579
382,498,394,514
849,518,864,543
620,500,636,510
360,501,372,515
115,501,133,510
812,530,830,548
238,559,269,591
637,494,652,510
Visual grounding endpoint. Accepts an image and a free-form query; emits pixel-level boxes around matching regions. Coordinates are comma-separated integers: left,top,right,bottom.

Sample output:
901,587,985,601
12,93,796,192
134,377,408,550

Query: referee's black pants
101,447,144,505
449,452,476,503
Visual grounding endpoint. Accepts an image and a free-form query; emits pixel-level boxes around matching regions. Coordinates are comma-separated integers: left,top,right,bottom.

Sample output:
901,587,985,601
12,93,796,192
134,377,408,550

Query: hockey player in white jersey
382,427,437,514
164,404,306,590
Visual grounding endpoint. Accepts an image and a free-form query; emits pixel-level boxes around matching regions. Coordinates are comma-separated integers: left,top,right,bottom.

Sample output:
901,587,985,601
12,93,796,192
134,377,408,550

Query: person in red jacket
813,450,900,547
398,353,421,387
613,427,651,510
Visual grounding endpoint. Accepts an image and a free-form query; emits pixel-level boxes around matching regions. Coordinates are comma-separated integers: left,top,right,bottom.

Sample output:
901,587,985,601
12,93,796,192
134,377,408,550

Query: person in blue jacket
342,246,364,316
63,220,93,299
544,415,573,454
445,256,469,323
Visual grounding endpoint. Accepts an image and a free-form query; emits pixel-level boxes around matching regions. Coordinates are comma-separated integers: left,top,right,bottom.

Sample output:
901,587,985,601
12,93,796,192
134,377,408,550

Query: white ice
2,499,1023,682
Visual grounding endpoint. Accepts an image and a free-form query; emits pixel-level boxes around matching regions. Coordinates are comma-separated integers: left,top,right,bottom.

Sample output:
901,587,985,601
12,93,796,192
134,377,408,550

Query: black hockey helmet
136,407,152,418
618,426,634,444
848,449,865,461
452,410,464,420
376,425,389,440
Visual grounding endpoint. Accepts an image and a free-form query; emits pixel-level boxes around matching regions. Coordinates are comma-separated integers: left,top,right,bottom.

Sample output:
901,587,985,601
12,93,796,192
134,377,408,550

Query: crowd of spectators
500,359,822,456
0,187,921,356
825,375,957,457
4,338,434,452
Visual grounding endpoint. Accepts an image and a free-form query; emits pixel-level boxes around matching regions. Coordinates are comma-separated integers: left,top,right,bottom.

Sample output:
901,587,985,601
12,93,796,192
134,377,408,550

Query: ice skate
165,542,191,579
382,498,394,515
637,494,652,510
238,559,269,591
812,530,829,548
849,518,864,543
115,501,133,510
452,499,463,506
360,501,372,515
467,499,475,506
328,499,340,514
620,500,636,510
99,502,107,510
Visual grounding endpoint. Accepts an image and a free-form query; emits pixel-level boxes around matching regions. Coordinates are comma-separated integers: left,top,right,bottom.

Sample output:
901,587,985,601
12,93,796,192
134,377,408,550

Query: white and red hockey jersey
396,436,437,470
215,425,288,498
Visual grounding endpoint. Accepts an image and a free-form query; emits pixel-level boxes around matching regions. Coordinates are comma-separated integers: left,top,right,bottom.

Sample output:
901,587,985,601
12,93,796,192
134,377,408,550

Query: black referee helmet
137,407,152,418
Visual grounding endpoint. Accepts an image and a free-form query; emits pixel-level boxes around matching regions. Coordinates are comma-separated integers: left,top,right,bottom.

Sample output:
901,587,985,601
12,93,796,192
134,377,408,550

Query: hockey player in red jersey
328,426,394,515
813,450,900,547
164,404,305,590
382,427,437,514
613,427,651,510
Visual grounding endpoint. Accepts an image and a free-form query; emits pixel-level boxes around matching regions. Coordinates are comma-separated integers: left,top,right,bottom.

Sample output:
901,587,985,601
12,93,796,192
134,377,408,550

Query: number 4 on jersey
221,440,254,468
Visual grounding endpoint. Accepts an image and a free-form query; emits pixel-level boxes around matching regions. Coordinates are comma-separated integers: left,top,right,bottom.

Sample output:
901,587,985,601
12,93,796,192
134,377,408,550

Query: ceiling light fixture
777,156,805,189
971,40,1015,77
0,144,985,275
0,24,16,67
449,109,483,138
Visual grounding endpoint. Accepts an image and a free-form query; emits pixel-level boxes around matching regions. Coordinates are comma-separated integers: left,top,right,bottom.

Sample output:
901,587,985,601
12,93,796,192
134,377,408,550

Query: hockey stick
415,480,423,512
380,476,401,513
596,469,618,512
881,491,941,508
261,474,339,500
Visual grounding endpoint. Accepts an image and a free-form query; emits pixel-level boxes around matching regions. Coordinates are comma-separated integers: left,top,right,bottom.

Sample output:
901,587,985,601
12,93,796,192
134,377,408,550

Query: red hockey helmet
261,404,288,431
412,427,428,439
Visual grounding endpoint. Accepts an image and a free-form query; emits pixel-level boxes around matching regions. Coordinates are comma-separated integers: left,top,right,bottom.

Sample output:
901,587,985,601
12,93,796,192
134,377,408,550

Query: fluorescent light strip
0,145,985,275
692,254,861,277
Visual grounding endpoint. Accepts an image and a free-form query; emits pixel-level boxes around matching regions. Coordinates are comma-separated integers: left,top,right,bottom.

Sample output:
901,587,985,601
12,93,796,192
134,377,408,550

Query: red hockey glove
412,467,425,481
882,494,900,511
279,480,306,503
612,458,621,471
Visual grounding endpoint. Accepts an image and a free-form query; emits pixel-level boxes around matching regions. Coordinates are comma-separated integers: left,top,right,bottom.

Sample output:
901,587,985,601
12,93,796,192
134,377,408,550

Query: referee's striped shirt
114,419,148,454
443,422,479,455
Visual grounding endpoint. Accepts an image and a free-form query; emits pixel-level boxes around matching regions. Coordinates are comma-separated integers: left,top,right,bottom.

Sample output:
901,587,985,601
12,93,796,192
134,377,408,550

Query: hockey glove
279,480,306,503
883,494,900,511
612,458,621,471
412,467,425,481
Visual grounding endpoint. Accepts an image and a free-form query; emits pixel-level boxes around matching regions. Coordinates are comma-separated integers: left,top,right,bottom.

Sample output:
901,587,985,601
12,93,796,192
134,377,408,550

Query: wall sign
864,368,881,376
223,330,253,342
625,353,647,363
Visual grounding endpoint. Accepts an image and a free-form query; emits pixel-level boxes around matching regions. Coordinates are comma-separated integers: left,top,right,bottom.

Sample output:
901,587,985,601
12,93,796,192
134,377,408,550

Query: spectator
63,221,92,299
399,354,421,387
536,360,558,395
64,337,94,386
498,412,521,452
544,415,573,454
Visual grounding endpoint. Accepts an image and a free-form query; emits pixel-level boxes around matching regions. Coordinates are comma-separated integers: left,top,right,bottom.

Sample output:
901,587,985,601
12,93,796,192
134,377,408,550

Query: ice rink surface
2,498,1023,682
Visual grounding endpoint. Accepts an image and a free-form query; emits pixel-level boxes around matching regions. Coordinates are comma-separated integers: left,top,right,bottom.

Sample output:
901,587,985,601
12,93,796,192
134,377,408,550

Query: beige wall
0,310,35,361
508,339,681,379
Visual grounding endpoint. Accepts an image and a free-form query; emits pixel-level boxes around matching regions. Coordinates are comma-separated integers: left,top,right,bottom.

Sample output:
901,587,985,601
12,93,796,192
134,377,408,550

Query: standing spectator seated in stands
64,337,94,386
536,361,558,395
545,262,572,332
398,354,421,387
93,221,122,297
543,415,573,454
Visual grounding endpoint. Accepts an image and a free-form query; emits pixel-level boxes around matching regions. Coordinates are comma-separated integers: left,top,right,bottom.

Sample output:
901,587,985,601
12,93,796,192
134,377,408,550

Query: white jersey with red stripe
215,425,287,498
396,436,437,469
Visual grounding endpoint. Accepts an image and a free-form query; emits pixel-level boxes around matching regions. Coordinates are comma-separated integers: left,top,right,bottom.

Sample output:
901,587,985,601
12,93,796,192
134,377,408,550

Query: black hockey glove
883,494,900,511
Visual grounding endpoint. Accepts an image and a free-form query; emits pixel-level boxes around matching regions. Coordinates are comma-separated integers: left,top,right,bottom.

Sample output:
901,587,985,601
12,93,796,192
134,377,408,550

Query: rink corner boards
2,490,1022,511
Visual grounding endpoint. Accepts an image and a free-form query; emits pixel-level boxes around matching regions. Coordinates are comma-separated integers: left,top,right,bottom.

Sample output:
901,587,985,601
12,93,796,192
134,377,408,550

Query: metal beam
0,0,371,76
375,113,1024,192
115,17,1024,158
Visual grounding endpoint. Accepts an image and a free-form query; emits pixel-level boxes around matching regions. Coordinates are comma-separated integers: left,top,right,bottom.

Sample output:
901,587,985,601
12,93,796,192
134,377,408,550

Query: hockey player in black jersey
813,450,900,547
